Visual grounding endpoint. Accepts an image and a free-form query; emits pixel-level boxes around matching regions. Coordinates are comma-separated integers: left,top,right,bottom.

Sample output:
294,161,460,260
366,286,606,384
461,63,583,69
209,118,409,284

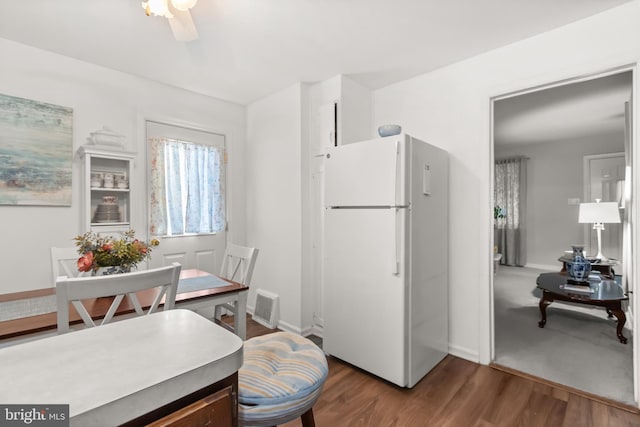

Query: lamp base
594,227,608,262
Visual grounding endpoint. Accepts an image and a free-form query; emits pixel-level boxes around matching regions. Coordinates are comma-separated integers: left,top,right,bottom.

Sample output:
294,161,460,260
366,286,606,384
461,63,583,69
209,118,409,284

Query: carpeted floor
493,266,634,405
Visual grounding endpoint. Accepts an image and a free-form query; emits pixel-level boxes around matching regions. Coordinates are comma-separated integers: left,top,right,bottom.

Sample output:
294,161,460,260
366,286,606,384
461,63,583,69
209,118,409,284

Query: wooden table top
0,269,247,340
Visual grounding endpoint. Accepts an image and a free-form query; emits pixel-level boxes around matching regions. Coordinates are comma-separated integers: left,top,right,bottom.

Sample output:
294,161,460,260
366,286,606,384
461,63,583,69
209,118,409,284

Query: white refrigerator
323,133,448,388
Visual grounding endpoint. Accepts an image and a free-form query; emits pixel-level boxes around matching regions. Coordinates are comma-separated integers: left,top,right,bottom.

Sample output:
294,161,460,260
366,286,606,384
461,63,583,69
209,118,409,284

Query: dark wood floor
239,316,640,427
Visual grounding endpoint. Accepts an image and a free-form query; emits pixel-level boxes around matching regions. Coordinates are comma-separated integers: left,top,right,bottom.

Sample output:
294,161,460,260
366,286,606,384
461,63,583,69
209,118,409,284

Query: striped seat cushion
239,331,328,406
238,385,324,425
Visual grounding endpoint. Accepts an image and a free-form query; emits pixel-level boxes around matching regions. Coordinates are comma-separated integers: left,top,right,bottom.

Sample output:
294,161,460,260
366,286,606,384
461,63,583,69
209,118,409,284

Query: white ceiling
0,0,633,105
494,72,632,147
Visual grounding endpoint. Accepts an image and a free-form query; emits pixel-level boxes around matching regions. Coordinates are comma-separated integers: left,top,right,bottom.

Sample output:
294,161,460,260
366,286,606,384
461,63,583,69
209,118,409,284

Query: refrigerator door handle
393,207,400,275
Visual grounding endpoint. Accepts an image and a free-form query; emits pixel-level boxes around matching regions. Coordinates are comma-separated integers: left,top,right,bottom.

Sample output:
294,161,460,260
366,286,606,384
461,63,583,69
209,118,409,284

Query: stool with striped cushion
239,331,328,427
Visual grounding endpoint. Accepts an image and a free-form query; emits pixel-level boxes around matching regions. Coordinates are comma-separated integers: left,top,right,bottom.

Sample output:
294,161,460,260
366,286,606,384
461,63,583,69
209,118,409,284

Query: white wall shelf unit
78,145,136,233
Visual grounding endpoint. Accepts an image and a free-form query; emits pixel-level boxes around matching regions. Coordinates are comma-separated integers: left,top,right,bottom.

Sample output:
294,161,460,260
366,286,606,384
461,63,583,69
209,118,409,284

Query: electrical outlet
568,198,581,205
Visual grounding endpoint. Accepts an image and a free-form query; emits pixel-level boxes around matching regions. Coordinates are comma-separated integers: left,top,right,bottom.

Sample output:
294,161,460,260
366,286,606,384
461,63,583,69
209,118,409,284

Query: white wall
372,1,640,363
246,84,303,332
496,133,625,270
303,76,374,335
0,38,246,294
248,76,375,335
340,76,373,145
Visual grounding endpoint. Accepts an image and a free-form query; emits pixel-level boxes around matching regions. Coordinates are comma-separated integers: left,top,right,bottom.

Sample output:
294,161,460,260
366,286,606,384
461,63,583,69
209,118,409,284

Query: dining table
0,268,249,343
0,309,244,425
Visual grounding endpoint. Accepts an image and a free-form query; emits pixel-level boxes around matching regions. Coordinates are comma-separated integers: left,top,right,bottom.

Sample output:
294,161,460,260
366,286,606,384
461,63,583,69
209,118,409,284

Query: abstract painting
0,93,73,206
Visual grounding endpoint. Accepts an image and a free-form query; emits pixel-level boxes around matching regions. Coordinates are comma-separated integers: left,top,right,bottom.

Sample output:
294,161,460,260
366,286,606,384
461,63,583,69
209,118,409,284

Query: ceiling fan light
142,0,173,18
171,0,198,11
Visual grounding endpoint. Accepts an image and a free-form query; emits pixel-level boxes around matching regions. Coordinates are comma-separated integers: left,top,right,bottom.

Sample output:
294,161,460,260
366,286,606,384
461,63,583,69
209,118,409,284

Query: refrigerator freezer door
325,136,407,207
323,207,407,386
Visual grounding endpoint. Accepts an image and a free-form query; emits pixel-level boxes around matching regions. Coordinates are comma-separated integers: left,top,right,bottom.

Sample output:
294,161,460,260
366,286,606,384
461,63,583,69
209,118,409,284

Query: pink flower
77,252,95,272
132,240,147,254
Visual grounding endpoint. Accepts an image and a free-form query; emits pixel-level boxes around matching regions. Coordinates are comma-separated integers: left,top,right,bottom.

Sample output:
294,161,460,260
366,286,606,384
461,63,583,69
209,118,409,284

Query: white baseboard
276,319,302,335
524,263,557,271
299,325,316,337
309,324,324,338
247,304,307,335
448,344,480,363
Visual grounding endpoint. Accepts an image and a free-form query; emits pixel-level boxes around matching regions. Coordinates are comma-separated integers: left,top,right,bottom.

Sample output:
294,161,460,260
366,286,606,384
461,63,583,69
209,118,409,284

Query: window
148,133,226,236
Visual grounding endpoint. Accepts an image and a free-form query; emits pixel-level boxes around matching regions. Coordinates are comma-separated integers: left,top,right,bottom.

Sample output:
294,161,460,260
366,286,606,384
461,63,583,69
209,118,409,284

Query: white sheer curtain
149,137,226,236
494,157,527,266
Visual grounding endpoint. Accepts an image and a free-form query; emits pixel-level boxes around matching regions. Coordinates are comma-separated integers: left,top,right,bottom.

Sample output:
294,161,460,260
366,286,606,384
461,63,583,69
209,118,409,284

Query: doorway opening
490,68,635,406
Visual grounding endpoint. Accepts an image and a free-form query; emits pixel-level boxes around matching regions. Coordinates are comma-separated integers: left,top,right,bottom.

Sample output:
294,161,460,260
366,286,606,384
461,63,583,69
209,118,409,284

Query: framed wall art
0,93,73,206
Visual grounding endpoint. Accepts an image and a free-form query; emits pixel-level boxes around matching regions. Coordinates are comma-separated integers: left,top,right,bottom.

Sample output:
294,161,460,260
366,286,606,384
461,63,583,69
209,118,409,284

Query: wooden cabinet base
146,385,234,427
120,373,238,427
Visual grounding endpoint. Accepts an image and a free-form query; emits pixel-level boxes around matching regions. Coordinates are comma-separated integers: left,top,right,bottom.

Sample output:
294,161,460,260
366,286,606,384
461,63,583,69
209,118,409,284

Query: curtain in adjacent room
149,137,226,236
494,156,527,266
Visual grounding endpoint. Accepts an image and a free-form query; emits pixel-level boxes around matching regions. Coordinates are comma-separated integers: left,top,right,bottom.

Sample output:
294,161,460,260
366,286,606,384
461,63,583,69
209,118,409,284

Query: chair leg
300,408,315,427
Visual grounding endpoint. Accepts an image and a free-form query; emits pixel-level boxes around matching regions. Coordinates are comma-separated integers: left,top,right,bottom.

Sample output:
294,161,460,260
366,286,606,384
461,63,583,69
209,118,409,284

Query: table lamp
578,199,621,260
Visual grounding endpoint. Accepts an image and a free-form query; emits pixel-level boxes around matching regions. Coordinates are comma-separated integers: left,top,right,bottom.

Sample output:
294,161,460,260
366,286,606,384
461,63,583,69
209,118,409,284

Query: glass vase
92,265,132,276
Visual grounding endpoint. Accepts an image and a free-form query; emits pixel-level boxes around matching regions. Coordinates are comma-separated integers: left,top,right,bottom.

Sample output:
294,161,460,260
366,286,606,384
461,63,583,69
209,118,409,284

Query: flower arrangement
75,229,160,273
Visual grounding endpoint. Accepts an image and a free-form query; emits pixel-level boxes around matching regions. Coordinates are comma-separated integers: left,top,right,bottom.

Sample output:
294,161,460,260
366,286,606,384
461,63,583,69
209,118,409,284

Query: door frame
140,117,230,275
488,65,638,405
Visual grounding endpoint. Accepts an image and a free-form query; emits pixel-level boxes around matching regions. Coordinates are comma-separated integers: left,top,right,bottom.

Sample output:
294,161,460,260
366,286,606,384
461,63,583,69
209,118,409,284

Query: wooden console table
0,269,248,341
536,272,628,344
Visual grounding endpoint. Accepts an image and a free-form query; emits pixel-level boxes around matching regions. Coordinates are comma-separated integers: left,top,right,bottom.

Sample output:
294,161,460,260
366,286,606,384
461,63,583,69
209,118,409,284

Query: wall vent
253,289,279,329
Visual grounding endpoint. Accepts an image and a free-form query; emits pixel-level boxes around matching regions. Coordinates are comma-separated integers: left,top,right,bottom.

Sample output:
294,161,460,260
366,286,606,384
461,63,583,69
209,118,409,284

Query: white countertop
0,309,243,426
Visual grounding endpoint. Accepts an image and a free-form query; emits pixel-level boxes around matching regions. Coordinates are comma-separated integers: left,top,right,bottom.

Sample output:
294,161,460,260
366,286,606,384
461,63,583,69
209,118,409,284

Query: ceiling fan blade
168,9,198,41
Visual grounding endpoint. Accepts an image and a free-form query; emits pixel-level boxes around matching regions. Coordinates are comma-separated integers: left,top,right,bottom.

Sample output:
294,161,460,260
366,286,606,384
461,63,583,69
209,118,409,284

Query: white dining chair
55,262,182,334
214,244,259,337
50,247,85,287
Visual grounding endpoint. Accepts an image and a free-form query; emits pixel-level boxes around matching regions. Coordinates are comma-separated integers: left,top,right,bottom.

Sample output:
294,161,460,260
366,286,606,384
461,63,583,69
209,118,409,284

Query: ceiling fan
141,0,199,41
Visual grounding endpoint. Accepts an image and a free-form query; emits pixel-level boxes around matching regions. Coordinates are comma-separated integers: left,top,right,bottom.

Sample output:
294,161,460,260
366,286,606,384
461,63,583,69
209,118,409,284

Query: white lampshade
171,0,198,11
578,201,621,224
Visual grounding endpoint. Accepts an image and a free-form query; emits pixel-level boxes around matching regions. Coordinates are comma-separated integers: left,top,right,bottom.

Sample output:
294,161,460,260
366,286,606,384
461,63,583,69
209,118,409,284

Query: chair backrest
51,247,85,287
55,262,182,334
219,244,259,286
